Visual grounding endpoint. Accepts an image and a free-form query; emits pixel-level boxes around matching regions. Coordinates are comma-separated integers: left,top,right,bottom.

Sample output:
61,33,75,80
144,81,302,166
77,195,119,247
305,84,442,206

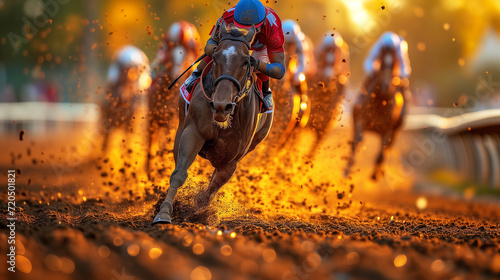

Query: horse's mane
223,24,250,38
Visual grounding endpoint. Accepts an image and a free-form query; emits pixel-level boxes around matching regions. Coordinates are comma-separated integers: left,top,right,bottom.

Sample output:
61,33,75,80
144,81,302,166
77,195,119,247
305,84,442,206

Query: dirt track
1,123,500,280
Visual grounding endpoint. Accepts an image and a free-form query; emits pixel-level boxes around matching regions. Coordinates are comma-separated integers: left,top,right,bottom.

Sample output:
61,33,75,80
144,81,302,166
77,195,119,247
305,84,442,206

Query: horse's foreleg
153,125,205,224
102,128,111,153
173,97,187,164
344,123,363,177
307,129,323,159
372,132,393,180
195,161,238,209
145,122,154,177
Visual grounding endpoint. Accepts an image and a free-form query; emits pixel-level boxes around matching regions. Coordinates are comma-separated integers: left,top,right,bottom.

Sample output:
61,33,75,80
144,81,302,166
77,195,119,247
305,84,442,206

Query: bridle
200,35,255,114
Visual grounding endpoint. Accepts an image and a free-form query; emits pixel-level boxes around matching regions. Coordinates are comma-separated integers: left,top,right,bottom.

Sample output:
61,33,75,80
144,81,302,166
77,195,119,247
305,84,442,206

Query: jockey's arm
294,37,306,79
204,18,223,57
256,52,286,80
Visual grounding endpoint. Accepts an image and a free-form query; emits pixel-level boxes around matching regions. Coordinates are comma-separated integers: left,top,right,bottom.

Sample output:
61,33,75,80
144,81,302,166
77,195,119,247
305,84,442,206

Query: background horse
146,22,201,175
101,45,150,154
153,22,273,224
275,20,316,149
344,33,411,180
307,32,350,158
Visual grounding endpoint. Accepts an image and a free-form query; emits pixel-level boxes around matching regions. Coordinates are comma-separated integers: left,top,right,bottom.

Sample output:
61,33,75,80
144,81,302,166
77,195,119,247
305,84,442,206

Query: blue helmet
234,0,266,28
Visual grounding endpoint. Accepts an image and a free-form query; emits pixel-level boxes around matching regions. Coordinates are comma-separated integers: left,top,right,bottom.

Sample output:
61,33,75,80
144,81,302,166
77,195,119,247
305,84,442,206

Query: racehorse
307,32,350,157
102,46,150,154
344,32,411,180
275,20,316,149
153,21,273,224
146,22,201,175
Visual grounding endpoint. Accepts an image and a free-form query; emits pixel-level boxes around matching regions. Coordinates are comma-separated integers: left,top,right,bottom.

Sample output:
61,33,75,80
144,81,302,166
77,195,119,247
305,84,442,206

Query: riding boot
181,67,202,96
261,80,274,113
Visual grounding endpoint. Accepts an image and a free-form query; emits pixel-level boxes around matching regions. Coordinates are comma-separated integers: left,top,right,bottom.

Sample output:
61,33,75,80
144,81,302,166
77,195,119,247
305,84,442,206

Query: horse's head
209,21,257,128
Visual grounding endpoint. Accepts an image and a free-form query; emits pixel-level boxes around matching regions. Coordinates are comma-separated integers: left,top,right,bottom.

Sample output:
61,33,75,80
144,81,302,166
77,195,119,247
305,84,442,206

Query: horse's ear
219,20,228,38
245,25,256,44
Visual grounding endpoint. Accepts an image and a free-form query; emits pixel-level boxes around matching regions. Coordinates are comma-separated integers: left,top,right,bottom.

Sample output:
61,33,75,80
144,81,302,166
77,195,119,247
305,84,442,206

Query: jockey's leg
260,76,274,113
181,58,209,95
252,48,273,113
195,161,238,208
153,125,205,224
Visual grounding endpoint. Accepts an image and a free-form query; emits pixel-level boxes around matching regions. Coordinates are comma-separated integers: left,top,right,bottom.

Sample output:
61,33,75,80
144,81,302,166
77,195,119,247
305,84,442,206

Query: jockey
107,45,151,99
151,21,201,78
364,31,411,79
282,19,316,91
316,31,350,86
181,0,286,113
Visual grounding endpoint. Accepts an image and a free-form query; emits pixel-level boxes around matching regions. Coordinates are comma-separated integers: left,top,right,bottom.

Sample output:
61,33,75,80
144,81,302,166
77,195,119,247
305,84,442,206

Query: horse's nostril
225,103,234,112
209,101,215,110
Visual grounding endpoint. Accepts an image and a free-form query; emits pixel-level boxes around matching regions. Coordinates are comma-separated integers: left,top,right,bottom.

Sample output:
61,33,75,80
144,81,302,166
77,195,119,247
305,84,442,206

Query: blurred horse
277,20,316,148
146,22,201,174
102,45,151,154
344,32,411,180
153,22,273,224
308,32,350,157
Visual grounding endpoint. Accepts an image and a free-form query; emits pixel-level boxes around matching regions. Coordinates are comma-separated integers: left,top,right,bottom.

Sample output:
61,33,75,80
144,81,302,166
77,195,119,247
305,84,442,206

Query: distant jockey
316,31,350,87
151,21,201,79
103,45,150,151
181,0,286,113
364,31,411,80
107,45,151,100
282,19,316,91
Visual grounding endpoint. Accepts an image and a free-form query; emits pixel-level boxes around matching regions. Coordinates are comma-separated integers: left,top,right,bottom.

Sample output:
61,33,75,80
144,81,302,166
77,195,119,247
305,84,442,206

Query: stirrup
261,93,273,113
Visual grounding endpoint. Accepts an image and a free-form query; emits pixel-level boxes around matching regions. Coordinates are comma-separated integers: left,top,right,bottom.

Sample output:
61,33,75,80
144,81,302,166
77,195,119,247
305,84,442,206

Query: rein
199,36,255,110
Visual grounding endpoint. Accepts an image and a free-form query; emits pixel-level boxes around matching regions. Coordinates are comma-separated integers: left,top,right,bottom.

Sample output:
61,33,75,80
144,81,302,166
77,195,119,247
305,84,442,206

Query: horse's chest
204,135,245,166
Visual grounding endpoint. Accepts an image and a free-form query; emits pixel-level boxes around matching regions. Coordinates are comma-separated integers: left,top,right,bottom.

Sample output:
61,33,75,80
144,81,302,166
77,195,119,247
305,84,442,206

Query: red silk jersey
210,6,285,54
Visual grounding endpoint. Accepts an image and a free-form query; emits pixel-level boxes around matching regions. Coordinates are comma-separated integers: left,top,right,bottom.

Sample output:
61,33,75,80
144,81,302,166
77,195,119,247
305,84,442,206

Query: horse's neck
201,66,215,98
363,70,397,99
237,76,259,116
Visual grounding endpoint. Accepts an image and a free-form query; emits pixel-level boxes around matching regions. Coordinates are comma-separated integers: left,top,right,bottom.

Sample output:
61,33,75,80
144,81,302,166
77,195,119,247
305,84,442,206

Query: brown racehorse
308,35,350,158
153,22,273,224
146,23,201,175
102,46,150,154
146,70,177,175
344,45,410,180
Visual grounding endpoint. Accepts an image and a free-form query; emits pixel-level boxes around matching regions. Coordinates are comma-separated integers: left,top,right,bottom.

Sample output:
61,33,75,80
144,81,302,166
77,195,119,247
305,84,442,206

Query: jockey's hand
249,56,260,71
293,72,301,85
206,44,217,57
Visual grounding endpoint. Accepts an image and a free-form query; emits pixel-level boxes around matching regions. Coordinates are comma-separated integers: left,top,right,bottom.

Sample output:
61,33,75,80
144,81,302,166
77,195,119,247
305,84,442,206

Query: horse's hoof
151,215,172,225
188,208,212,224
152,200,173,225
343,169,350,178
194,191,210,209
152,213,171,225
